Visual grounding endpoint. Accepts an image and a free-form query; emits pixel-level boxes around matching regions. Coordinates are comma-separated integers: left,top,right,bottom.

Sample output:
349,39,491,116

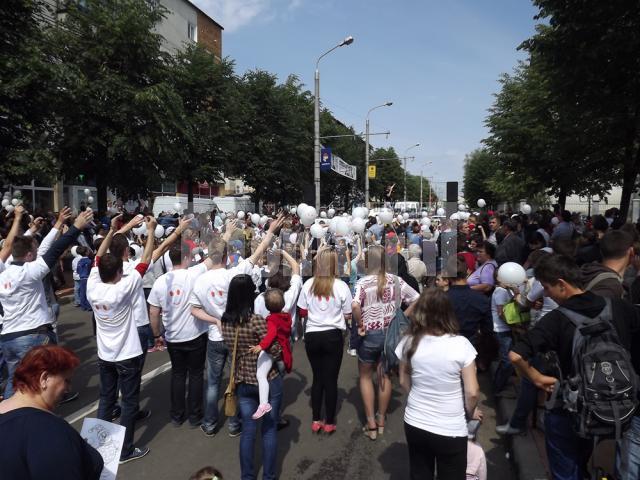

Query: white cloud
192,0,303,33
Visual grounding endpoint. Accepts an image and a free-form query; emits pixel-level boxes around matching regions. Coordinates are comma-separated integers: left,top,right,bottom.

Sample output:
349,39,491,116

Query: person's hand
61,224,69,235
145,215,157,231
533,373,558,394
472,407,484,421
249,345,262,354
29,217,44,232
56,207,72,226
154,336,166,350
73,210,94,230
14,205,26,218
110,214,123,231
125,214,144,231
533,299,544,310
223,220,238,242
177,216,192,233
267,213,285,235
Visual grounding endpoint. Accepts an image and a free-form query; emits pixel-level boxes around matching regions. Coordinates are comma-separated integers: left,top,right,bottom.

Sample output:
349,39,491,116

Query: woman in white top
352,245,419,440
297,247,353,434
396,288,481,480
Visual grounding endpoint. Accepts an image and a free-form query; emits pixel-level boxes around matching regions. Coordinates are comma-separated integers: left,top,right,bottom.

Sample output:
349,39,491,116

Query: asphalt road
54,303,513,480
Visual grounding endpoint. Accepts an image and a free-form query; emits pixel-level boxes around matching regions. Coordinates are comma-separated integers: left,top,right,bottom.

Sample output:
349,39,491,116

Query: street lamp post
365,101,393,208
403,143,420,207
314,36,354,211
419,161,433,210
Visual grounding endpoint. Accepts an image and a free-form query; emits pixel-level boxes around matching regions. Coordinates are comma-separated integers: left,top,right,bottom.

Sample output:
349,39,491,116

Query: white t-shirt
0,258,51,334
189,260,254,342
254,274,303,328
527,279,558,323
297,278,353,333
491,287,511,333
395,334,477,437
147,264,209,343
122,261,150,327
87,267,143,362
72,256,81,281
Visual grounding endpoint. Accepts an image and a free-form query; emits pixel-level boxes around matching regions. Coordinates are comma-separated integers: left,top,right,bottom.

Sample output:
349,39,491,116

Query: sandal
375,413,387,435
362,425,377,441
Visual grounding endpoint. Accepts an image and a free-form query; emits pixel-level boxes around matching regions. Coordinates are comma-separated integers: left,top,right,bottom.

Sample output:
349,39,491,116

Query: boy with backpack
509,254,640,480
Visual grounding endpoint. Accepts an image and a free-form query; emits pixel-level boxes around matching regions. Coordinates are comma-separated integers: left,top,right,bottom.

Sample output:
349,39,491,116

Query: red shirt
458,251,476,273
259,312,293,372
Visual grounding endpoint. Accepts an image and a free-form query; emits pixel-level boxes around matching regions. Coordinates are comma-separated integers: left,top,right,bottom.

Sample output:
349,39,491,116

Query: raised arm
222,219,238,243
247,214,285,265
140,216,157,266
42,210,93,270
97,214,124,259
116,214,144,235
0,205,25,262
280,248,300,275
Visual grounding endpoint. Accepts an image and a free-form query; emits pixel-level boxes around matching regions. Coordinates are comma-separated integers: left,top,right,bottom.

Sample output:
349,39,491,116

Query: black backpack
553,299,639,439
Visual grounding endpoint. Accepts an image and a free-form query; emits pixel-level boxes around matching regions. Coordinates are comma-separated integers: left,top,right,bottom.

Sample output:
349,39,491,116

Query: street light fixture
403,143,420,206
314,36,355,211
365,101,393,208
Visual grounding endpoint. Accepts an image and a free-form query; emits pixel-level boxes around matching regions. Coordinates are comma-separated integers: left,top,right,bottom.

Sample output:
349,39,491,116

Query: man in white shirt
87,214,156,464
0,208,93,398
190,215,284,436
148,244,214,428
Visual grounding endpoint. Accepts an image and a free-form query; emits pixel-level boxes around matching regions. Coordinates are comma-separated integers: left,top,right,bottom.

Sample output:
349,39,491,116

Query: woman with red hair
0,345,103,479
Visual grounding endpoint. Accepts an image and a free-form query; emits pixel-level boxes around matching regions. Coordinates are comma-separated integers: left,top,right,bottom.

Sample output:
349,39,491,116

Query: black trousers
304,329,344,424
404,422,467,480
166,333,207,425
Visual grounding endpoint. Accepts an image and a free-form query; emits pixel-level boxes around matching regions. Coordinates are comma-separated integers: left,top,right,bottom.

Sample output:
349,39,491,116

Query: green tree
368,147,404,204
47,0,184,209
168,46,244,209
0,0,59,184
522,1,640,217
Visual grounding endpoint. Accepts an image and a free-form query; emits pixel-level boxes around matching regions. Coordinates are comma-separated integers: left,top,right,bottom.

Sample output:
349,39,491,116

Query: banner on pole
368,165,376,179
320,148,332,172
331,153,357,180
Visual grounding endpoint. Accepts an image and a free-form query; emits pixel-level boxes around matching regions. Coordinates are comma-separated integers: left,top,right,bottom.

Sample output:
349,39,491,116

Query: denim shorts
357,330,386,364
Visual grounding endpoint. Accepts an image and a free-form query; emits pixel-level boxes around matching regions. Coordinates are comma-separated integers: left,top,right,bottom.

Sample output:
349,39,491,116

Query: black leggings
404,422,467,480
304,329,344,424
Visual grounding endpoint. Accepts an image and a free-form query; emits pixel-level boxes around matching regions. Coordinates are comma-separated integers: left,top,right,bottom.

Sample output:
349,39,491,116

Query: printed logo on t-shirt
169,288,184,306
2,282,11,290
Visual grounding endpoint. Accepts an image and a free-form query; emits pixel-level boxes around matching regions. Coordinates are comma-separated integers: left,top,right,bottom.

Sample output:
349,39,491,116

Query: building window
235,185,242,194
188,22,197,42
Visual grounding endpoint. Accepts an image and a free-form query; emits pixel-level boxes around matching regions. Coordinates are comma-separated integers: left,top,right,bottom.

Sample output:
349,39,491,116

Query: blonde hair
311,247,338,298
365,245,387,300
207,237,227,265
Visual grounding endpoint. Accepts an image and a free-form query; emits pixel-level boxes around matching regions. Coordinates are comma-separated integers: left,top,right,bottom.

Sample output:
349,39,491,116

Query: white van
213,195,254,214
152,196,218,216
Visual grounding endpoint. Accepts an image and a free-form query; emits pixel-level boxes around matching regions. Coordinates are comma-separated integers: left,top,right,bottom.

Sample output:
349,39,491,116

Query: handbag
224,326,240,417
503,296,530,325
382,276,411,374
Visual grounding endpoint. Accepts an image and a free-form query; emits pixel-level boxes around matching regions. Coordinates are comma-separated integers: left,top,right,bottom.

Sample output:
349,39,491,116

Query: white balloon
497,262,527,287
297,203,308,216
327,208,336,218
351,217,366,233
458,204,466,211
1,199,8,208
402,212,409,220
5,205,14,213
71,246,79,257
154,225,165,238
379,208,394,224
551,217,560,226
320,211,327,218
336,218,350,236
477,199,486,208
352,207,362,219
437,208,445,216
250,213,261,225
259,215,268,226
289,233,298,244
522,204,532,215
220,212,226,220
421,217,431,227
84,188,91,196
237,211,245,219
300,206,317,227
421,211,429,218
329,217,339,233
420,225,429,232
139,222,147,235
361,207,369,218
310,223,325,239
290,207,297,215
396,214,404,223
174,202,182,212
11,198,18,206
450,213,460,221
87,196,94,204
13,190,21,197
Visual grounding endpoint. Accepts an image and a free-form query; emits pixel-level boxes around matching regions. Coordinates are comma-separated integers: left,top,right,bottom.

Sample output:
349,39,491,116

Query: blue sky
193,0,539,193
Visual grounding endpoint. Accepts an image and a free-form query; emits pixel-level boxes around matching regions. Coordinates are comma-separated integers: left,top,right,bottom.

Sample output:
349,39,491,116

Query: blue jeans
544,410,592,480
357,329,385,364
73,279,81,305
509,355,542,430
492,331,513,393
237,376,283,480
1,328,57,398
616,415,640,480
203,340,240,432
97,355,143,459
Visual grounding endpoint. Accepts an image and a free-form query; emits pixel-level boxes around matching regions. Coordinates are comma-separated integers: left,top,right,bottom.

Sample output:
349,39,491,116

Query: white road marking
65,361,172,425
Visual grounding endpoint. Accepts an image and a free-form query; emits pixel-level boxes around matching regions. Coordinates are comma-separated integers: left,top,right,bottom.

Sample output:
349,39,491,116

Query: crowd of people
0,200,639,479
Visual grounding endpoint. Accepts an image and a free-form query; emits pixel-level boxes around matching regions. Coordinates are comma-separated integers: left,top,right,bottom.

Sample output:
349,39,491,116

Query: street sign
331,153,357,180
320,147,332,172
368,165,376,179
